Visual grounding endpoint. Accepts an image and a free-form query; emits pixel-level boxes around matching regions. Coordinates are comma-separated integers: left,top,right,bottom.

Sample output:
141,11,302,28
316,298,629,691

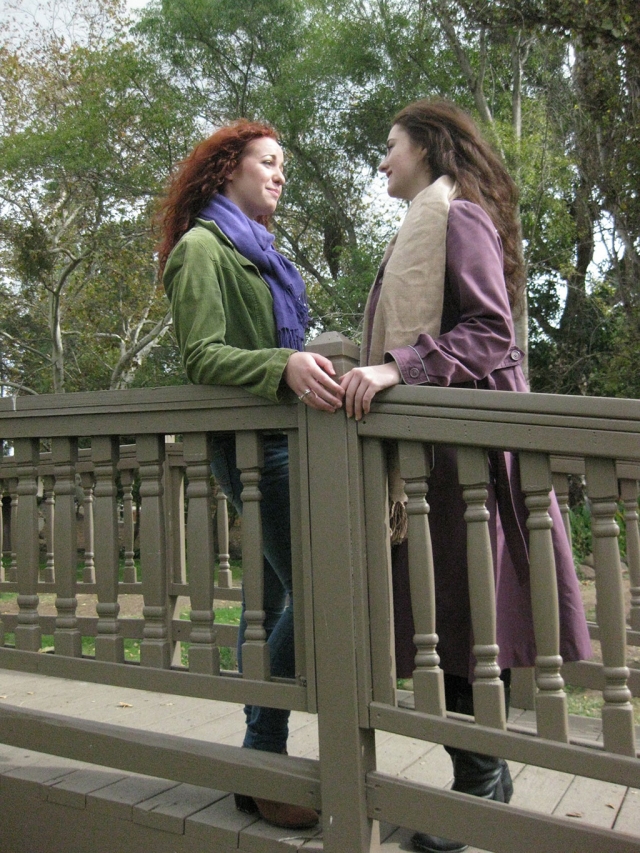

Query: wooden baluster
0,477,4,640
137,434,172,668
164,442,186,587
552,470,573,544
362,438,396,706
52,437,82,657
92,437,124,663
7,476,18,582
0,477,2,642
215,485,232,589
236,431,269,680
163,445,186,667
620,477,640,632
183,433,219,674
520,452,569,742
457,447,505,729
119,467,137,583
13,438,41,651
0,480,5,584
79,470,96,584
585,457,637,755
398,441,445,716
41,474,55,583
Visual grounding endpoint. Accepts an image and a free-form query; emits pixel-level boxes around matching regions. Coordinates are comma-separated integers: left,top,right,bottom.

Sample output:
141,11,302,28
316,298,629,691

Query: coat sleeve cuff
386,346,431,384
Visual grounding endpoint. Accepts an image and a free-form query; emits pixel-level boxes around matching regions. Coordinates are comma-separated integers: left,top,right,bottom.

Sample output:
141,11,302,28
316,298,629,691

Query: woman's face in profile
379,124,431,201
223,136,285,220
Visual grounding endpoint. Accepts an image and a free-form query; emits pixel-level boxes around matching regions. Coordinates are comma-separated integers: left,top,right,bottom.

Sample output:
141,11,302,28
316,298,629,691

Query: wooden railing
0,334,639,852
355,380,640,849
0,440,241,661
511,455,640,712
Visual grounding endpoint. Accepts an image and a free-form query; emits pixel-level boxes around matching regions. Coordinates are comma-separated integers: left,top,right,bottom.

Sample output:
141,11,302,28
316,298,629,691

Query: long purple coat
376,200,592,680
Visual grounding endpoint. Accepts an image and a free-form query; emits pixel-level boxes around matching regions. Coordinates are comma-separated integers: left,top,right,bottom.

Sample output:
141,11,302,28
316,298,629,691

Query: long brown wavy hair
155,120,279,278
392,99,526,311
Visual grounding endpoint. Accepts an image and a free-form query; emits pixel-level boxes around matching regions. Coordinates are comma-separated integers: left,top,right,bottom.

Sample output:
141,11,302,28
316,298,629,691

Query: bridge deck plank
0,667,638,853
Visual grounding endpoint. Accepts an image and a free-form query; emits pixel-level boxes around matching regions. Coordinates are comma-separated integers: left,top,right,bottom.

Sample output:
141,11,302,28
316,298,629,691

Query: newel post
306,330,361,373
304,333,381,853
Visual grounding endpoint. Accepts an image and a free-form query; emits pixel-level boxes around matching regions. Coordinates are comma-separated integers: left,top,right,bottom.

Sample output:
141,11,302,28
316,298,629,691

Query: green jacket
164,219,295,402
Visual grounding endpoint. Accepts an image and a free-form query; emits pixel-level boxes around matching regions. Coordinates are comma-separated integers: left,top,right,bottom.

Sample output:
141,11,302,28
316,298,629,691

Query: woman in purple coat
340,100,591,853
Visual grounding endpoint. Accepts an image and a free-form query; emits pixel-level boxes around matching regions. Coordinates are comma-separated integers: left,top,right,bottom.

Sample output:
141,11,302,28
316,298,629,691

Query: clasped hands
284,352,401,420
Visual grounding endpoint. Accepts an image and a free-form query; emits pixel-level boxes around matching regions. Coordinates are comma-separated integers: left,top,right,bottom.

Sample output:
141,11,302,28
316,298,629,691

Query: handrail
0,333,639,852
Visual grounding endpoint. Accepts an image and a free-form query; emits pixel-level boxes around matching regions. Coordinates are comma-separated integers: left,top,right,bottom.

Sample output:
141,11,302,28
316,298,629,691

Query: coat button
409,368,420,378
510,349,520,361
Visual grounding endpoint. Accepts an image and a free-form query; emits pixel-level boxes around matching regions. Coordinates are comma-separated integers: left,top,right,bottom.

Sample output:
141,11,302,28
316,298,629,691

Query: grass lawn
2,603,242,670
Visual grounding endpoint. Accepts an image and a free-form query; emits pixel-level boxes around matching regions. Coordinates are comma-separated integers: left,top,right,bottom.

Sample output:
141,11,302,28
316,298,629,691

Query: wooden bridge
0,334,639,852
1,664,640,852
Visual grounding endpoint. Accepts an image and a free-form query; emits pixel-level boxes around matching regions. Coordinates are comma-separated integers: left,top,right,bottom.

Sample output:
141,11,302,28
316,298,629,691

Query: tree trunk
511,30,529,378
49,290,65,394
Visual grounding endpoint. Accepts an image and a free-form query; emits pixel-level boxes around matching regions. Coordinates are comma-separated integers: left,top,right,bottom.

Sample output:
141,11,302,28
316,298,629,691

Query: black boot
499,757,514,802
411,752,511,852
452,750,513,803
411,672,513,853
411,833,468,852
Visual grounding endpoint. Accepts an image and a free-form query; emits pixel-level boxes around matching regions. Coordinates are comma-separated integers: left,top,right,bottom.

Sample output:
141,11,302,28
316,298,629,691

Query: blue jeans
210,433,293,753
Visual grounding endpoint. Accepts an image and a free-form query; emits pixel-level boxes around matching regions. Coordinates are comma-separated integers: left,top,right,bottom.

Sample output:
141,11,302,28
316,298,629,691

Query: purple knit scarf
199,194,308,351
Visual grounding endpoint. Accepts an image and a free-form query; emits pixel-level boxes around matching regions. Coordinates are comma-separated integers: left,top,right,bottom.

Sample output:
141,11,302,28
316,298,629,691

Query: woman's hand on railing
284,352,345,412
340,362,401,420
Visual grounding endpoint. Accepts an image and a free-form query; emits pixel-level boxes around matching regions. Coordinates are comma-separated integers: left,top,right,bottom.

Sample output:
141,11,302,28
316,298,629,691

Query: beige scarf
362,174,458,367
362,175,459,542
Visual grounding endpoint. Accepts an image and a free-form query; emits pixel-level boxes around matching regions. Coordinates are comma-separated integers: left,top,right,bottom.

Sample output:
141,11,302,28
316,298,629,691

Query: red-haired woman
340,100,591,853
157,120,343,830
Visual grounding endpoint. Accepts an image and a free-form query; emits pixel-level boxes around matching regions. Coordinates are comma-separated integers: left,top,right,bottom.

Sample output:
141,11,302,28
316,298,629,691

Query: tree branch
109,310,172,389
431,0,502,152
285,141,359,247
274,221,353,314
0,379,39,396
0,330,52,363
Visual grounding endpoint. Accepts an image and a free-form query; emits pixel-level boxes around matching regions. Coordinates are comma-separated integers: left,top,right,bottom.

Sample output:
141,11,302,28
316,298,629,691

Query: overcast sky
0,0,149,25
0,0,151,46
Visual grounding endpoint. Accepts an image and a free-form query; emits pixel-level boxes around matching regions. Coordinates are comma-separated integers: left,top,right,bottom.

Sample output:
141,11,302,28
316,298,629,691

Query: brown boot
235,793,319,829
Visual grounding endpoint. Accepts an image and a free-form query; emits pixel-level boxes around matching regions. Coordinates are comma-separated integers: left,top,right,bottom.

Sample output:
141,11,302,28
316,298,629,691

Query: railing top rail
0,383,291,414
2,382,638,421
359,385,640,461
370,384,640,421
0,384,297,438
0,382,638,457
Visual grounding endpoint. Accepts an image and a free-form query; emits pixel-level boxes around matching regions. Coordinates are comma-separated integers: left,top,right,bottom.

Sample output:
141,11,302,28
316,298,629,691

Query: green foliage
569,499,633,572
564,683,604,719
7,221,55,283
180,604,241,670
0,0,637,399
0,6,199,394
213,606,242,627
569,503,592,569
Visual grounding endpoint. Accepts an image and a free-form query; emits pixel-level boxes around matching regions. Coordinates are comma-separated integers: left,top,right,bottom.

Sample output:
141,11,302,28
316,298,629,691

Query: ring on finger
298,388,313,401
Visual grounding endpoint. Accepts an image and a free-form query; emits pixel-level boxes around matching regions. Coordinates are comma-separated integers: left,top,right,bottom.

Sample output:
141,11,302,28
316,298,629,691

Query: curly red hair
156,120,279,277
